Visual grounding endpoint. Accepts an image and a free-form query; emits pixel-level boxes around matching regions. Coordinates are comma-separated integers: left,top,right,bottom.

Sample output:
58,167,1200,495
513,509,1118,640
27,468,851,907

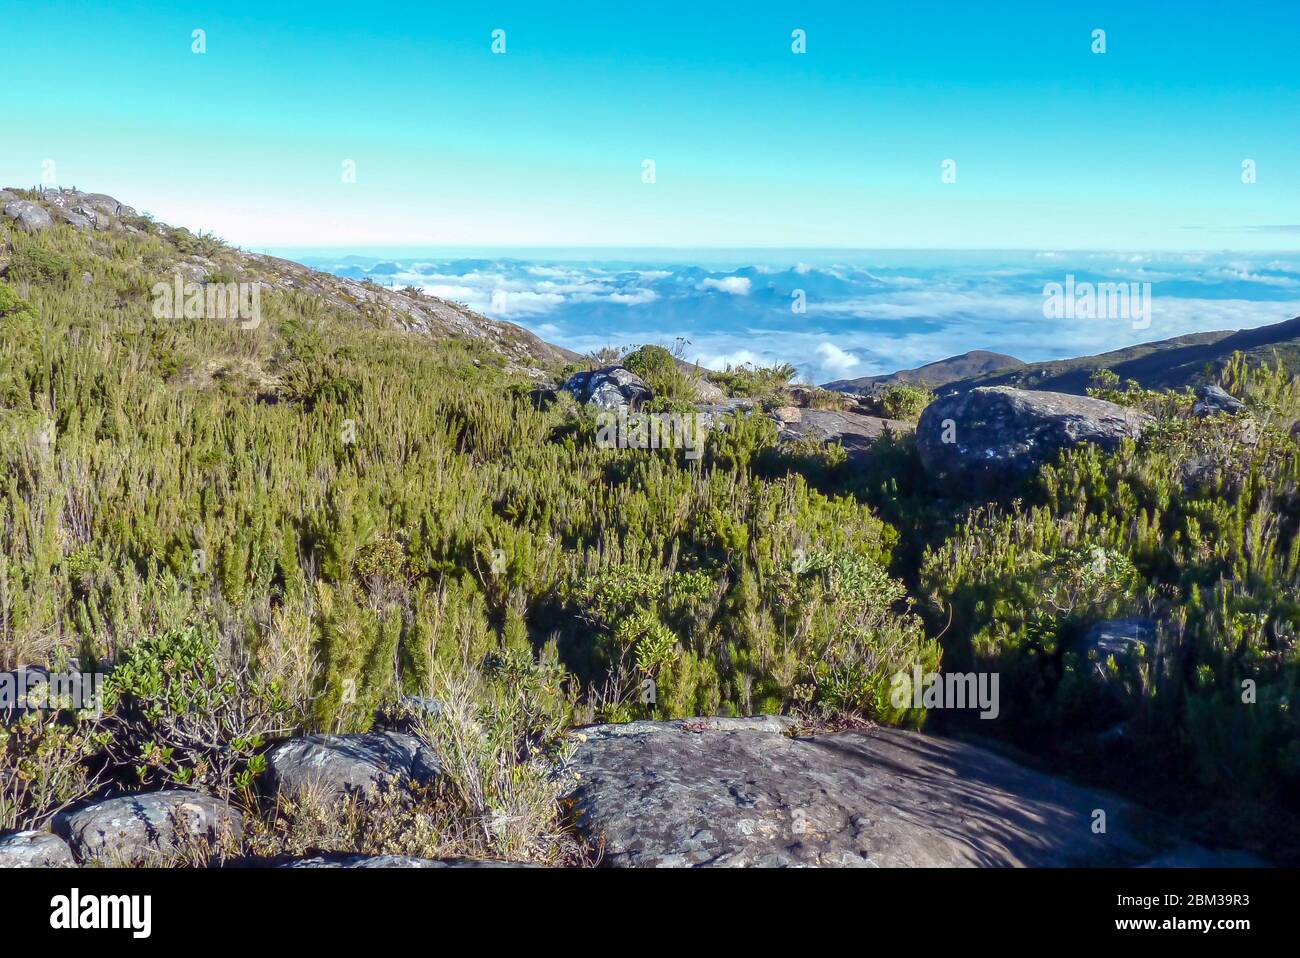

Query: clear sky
3,1,1298,249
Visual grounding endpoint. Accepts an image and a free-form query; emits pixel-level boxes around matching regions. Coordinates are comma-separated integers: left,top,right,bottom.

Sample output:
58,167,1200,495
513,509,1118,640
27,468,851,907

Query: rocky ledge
563,717,1263,867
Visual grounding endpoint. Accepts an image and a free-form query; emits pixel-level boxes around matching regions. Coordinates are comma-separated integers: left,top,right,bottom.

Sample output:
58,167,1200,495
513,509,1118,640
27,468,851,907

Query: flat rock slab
54,790,243,865
0,830,77,867
279,854,531,868
566,718,1184,867
780,409,912,456
265,731,441,801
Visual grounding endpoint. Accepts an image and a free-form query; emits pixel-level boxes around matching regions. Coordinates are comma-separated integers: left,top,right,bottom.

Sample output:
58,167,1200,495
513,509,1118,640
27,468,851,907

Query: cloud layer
294,251,1300,384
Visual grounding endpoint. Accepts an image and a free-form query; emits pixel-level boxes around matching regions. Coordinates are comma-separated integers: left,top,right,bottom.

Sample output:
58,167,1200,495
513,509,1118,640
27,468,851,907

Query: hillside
824,349,1024,393
0,187,576,375
2,186,1298,869
936,315,1300,395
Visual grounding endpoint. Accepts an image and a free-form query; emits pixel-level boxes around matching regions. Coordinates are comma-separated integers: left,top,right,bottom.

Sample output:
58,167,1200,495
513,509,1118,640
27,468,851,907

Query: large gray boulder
264,731,441,801
0,830,77,867
2,199,53,233
565,717,1185,867
561,366,653,410
917,386,1151,489
53,790,243,865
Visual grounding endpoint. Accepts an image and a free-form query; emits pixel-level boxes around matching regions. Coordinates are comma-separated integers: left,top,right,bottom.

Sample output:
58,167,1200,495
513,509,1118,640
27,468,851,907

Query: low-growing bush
0,710,110,832
103,627,302,800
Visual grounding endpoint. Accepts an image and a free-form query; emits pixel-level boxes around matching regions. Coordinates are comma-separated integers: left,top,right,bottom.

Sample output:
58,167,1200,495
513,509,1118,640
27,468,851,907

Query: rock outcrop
778,408,912,457
264,731,441,801
0,830,77,867
2,199,53,234
565,717,1186,867
0,186,574,376
916,386,1151,489
561,366,653,410
53,790,243,865
1192,383,1245,417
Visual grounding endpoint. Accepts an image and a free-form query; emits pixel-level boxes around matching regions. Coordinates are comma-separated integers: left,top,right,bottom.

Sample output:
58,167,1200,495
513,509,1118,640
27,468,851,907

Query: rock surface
1192,383,1245,417
779,408,913,456
264,731,441,801
561,366,653,410
1083,618,1156,662
565,717,1185,867
691,378,727,403
54,790,243,865
280,854,528,868
0,830,77,867
2,199,53,233
916,386,1151,489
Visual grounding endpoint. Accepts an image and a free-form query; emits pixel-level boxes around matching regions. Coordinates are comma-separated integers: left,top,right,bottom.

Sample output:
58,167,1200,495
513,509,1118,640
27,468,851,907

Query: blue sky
3,1,1299,248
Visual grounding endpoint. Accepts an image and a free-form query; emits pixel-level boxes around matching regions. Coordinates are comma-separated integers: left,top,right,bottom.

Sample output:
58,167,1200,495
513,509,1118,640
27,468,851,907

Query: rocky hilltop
1,187,575,375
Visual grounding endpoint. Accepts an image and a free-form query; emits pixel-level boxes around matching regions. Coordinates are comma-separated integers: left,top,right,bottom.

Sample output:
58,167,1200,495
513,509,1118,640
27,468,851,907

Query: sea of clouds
289,250,1300,384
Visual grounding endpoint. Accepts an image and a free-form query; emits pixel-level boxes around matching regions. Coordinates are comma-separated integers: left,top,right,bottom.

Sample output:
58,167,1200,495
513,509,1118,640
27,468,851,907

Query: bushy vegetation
877,382,934,421
921,356,1300,844
706,360,799,403
0,217,931,856
621,342,702,405
4,211,1298,860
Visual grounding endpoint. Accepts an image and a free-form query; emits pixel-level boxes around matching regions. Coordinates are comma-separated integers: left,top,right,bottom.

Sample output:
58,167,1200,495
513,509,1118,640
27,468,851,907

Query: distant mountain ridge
826,316,1300,397
824,350,1025,394
935,315,1300,396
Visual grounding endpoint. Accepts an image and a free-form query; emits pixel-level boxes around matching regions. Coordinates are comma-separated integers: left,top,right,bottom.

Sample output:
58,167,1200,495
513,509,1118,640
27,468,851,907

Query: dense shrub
622,343,700,402
103,627,302,799
0,710,109,831
921,360,1300,840
878,382,934,420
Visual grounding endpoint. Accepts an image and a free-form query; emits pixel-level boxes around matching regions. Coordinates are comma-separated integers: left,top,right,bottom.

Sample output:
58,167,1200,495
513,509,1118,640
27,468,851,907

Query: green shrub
707,361,798,402
623,342,700,402
0,710,110,831
103,627,301,799
878,382,934,420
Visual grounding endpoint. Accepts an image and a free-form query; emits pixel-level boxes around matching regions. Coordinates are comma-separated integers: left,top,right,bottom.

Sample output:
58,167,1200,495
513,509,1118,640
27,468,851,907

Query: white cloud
815,342,860,377
701,276,752,295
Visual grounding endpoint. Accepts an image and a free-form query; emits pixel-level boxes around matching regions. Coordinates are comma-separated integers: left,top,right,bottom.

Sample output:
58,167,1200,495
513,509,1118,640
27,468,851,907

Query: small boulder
1192,384,1244,417
694,398,757,428
0,830,77,867
561,366,653,410
691,378,726,403
1083,617,1156,662
264,731,441,801
54,790,243,865
57,208,95,230
2,200,53,234
916,386,1151,490
770,405,802,424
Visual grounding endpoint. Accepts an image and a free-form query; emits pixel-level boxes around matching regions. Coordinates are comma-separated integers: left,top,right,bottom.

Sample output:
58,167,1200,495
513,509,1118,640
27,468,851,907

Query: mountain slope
1,186,577,375
824,349,1025,393
937,315,1300,395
